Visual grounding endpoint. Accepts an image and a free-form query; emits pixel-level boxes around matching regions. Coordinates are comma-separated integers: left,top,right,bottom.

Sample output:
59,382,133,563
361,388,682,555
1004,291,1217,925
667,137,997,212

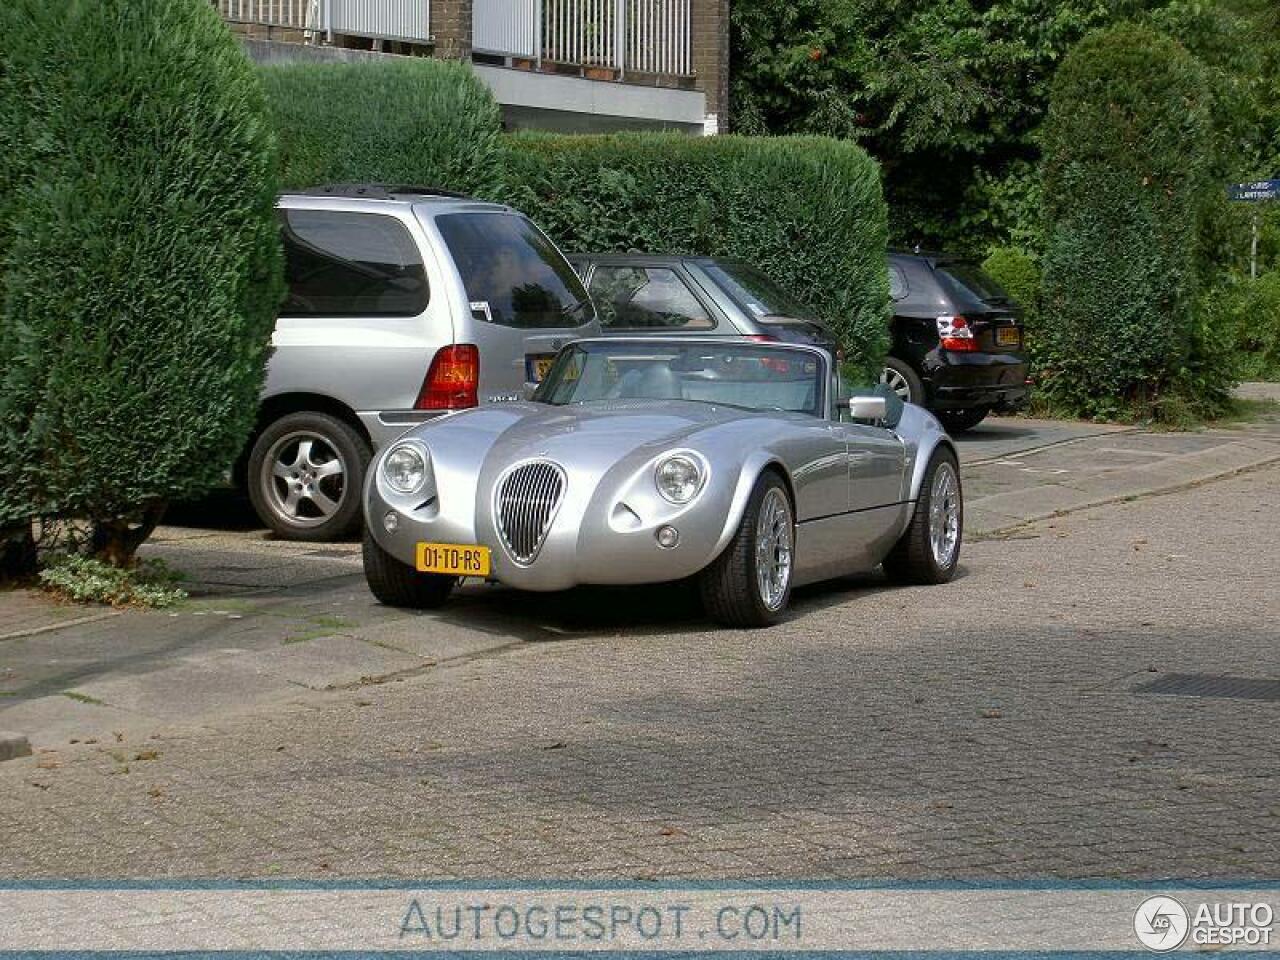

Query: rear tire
883,448,962,585
880,357,925,406
362,528,455,609
247,411,370,542
937,406,990,434
700,472,794,628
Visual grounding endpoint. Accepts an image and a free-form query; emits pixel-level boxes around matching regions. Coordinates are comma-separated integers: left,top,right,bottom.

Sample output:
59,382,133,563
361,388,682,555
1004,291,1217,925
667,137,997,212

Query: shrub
1039,23,1223,421
1208,272,1280,381
502,133,890,378
0,0,282,564
260,59,504,196
39,554,187,609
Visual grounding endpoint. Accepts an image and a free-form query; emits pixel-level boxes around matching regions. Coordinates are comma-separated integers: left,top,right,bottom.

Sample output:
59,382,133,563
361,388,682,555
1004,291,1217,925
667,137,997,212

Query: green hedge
502,133,890,378
1039,23,1225,420
261,58,504,197
0,0,282,562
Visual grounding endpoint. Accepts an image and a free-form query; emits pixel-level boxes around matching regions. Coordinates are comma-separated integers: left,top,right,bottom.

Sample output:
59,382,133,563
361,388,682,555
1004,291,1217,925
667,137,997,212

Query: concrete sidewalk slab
966,425,1280,535
242,635,427,690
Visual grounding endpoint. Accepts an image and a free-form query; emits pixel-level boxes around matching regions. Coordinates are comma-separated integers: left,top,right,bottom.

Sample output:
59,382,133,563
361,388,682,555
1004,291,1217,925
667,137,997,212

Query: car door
586,262,722,337
831,368,908,512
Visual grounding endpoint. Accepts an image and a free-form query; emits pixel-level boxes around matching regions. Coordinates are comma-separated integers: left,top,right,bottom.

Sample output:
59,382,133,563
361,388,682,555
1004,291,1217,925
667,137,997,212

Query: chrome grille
496,461,566,564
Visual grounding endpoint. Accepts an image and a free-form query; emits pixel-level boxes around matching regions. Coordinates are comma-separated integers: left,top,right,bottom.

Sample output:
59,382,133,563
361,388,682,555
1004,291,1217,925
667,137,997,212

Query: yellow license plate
996,326,1021,347
416,542,491,577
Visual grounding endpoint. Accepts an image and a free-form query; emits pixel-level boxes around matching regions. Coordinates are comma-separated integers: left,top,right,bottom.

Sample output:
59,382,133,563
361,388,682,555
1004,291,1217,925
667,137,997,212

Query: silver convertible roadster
362,339,962,627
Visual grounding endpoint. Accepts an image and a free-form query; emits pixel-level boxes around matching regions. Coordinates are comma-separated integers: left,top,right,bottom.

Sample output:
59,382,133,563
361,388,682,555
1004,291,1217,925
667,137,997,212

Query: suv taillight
416,344,479,410
936,315,978,353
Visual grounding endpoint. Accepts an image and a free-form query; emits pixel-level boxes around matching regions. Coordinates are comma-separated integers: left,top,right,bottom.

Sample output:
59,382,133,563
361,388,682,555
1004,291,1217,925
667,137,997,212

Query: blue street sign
1228,180,1280,202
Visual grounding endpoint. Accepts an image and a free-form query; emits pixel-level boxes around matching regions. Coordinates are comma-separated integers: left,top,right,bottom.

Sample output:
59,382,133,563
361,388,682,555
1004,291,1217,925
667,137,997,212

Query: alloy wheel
928,461,961,569
880,366,913,402
755,487,794,611
260,431,347,529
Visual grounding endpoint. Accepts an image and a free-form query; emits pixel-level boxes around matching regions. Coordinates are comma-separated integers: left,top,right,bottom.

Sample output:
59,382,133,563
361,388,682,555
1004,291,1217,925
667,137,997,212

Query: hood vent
496,461,566,565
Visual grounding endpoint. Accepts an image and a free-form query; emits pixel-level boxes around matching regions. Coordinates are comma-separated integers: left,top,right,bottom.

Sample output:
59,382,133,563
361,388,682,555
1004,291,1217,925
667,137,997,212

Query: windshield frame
532,338,832,419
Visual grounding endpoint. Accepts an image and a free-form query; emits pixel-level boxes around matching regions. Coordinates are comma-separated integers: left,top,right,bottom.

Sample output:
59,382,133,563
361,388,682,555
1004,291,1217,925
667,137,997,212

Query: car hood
419,399,784,466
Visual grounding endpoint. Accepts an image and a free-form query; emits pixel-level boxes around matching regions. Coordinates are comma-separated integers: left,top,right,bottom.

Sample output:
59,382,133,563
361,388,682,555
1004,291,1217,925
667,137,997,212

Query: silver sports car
362,338,962,627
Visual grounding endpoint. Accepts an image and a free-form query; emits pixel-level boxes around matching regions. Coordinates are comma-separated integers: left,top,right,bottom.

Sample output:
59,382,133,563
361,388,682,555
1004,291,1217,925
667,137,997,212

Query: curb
969,447,1280,538
0,731,33,762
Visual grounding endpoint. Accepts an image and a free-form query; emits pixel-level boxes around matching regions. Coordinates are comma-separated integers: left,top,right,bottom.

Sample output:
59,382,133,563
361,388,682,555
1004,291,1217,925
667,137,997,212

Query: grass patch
62,690,105,706
39,555,187,608
1207,397,1280,428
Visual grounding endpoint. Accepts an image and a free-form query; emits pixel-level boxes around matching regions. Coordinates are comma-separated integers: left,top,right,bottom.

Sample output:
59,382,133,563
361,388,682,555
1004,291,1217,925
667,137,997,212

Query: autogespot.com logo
1134,896,1190,952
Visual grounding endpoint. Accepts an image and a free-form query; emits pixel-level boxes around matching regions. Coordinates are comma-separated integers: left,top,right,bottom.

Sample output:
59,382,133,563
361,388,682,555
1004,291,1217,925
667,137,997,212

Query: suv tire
880,357,925,406
247,411,370,542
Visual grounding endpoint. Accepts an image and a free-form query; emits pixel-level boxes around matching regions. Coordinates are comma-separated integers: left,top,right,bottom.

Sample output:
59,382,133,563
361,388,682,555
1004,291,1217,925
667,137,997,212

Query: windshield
436,212,594,328
534,341,825,417
701,262,821,324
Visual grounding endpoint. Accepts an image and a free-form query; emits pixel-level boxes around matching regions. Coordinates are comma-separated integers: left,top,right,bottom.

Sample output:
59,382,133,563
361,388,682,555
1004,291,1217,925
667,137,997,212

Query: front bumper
365,456,738,593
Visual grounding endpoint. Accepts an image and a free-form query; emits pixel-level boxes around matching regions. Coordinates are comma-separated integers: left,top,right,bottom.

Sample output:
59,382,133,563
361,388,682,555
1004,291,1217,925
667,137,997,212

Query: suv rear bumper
360,410,448,449
924,351,1031,412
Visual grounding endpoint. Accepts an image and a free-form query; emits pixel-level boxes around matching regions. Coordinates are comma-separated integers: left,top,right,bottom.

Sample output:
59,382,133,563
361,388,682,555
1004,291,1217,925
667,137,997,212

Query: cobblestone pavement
1,462,1277,882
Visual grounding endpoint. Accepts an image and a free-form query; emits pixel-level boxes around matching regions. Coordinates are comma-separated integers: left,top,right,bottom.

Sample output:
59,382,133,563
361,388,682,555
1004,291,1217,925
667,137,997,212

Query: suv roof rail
287,183,478,201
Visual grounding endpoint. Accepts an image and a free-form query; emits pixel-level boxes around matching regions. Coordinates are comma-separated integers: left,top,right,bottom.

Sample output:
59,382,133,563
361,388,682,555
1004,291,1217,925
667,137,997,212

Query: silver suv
244,185,599,541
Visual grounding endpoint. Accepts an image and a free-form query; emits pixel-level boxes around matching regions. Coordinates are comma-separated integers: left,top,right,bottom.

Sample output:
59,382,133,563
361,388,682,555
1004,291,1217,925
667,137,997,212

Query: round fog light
656,525,679,549
383,512,399,533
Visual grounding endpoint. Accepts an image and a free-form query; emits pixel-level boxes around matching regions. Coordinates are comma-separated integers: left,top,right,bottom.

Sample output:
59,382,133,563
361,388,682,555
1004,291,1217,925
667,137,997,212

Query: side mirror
848,395,887,422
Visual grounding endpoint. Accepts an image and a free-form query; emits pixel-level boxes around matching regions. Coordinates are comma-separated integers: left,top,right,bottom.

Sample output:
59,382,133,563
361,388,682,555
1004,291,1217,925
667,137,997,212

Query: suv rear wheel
880,357,924,406
247,411,370,541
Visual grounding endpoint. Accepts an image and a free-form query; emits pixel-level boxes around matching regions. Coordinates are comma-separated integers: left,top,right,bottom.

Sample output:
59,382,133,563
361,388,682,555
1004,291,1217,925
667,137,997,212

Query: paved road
2,460,1276,881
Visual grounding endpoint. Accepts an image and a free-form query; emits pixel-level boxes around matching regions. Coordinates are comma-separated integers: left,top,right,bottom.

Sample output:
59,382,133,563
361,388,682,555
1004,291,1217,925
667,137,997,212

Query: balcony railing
215,0,431,44
473,0,693,78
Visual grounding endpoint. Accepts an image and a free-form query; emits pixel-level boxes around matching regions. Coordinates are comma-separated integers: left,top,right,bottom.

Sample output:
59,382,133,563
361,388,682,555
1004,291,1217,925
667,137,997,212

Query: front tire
883,448,962,585
247,411,370,542
362,528,455,609
700,472,794,628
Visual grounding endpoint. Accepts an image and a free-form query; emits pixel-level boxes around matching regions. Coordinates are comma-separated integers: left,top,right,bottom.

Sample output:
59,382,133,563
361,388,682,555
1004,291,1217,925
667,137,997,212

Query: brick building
217,0,730,135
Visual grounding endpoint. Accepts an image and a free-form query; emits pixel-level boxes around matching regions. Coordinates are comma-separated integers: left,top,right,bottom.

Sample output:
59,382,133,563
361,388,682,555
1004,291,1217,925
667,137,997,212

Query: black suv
884,252,1030,432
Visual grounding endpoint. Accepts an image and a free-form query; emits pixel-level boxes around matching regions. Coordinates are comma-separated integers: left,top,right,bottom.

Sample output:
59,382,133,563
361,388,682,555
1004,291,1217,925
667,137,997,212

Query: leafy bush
260,59,504,196
39,554,186,609
1039,23,1226,421
0,0,282,563
502,133,890,378
1206,272,1280,382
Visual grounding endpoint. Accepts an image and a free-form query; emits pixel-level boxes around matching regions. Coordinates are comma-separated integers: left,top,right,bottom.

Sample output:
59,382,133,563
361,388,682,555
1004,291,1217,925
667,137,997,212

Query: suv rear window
437,213,593,329
934,261,1010,304
279,210,429,318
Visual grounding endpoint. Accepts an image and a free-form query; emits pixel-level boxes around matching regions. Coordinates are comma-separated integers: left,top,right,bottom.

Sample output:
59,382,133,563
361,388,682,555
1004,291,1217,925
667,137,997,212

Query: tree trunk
0,520,38,580
91,501,168,567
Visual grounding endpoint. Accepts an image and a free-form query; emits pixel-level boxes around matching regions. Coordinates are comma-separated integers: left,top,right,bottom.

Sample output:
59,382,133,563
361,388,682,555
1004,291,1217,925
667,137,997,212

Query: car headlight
383,444,427,495
655,454,705,504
